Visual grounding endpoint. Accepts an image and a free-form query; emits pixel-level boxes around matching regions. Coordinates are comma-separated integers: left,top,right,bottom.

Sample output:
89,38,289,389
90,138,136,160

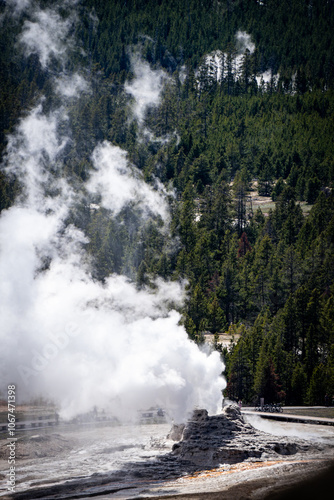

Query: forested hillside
1,0,334,406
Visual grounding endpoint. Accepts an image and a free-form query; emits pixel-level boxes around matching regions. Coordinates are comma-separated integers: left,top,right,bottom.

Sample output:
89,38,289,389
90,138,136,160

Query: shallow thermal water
244,414,334,445
0,423,173,497
0,418,333,499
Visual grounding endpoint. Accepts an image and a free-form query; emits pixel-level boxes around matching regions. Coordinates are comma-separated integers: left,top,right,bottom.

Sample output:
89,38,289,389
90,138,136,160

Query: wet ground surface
0,406,333,499
1,422,172,498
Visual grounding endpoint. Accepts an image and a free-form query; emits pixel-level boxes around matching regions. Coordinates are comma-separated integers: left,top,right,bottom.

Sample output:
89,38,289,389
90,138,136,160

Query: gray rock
169,405,317,467
167,423,185,441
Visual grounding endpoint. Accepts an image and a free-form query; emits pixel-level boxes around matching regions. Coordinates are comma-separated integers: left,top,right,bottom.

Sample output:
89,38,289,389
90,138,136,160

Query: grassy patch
283,408,334,419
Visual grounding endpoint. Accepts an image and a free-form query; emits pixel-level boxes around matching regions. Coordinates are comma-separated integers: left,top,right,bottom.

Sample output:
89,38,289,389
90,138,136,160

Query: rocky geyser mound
169,405,323,467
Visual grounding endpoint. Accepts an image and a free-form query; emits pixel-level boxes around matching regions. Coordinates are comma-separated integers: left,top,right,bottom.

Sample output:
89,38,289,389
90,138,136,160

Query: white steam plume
235,30,255,55
0,2,226,423
125,54,180,145
125,53,169,124
5,105,69,208
55,73,90,97
87,141,169,220
3,0,32,17
19,7,76,69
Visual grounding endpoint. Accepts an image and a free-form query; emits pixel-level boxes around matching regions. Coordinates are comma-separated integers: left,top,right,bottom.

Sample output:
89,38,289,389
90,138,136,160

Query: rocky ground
0,405,333,499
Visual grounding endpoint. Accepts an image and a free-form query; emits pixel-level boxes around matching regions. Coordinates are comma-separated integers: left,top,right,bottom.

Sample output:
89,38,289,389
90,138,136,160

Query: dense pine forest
1,0,334,407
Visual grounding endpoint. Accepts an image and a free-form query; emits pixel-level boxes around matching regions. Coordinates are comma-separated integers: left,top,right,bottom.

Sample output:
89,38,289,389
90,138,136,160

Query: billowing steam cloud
3,0,32,17
87,141,169,220
0,2,225,422
19,8,76,69
125,53,169,124
55,73,89,98
125,52,180,145
235,30,255,55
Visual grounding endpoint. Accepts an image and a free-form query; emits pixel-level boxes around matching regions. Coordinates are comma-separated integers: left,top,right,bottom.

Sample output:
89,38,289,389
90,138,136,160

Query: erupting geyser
0,0,226,423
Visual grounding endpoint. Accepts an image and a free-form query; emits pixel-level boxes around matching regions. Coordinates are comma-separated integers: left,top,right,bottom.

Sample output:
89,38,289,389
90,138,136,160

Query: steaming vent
0,0,226,423
168,405,323,467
